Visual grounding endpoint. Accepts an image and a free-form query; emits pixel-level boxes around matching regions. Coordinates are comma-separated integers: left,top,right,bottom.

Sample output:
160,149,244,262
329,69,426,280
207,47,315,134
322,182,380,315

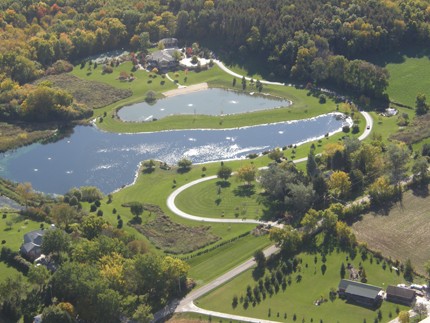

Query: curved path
166,111,373,224
157,63,374,323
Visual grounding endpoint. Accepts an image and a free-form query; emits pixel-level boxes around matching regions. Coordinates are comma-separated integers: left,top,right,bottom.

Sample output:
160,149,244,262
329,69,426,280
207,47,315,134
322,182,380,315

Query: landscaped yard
352,189,430,275
0,212,48,282
197,236,407,323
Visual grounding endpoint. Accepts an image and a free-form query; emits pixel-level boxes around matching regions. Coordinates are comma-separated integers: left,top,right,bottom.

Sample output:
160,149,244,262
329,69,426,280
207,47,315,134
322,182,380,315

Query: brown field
37,74,132,109
352,189,430,275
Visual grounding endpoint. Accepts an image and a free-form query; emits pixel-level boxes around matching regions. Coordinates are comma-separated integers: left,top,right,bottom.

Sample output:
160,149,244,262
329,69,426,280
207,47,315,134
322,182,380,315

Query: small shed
386,285,416,306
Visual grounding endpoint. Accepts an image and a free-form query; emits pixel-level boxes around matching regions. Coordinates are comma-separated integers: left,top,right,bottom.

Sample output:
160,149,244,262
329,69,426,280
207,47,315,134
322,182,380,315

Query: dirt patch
37,74,132,109
162,83,208,97
352,189,430,275
130,204,220,254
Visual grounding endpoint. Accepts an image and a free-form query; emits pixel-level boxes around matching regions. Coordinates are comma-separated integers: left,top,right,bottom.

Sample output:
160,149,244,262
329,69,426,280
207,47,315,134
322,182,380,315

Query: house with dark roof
338,279,383,307
20,225,55,261
386,285,416,306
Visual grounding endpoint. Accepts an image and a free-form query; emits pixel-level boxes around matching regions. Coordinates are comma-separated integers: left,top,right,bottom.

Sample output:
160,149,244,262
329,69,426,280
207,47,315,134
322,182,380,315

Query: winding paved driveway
156,63,374,323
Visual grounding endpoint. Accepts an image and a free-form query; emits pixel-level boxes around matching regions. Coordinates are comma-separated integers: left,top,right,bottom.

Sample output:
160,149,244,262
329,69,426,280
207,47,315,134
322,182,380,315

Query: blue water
117,88,290,121
0,113,347,194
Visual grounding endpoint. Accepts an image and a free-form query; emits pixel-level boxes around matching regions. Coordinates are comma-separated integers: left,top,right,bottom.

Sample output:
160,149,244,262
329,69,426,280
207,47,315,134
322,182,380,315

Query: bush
342,125,350,133
319,95,327,104
102,65,113,74
90,204,97,212
96,209,103,217
94,200,101,207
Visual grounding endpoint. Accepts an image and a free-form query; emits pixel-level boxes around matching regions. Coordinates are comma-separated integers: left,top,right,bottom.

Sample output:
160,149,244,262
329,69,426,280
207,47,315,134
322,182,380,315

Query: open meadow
352,190,430,276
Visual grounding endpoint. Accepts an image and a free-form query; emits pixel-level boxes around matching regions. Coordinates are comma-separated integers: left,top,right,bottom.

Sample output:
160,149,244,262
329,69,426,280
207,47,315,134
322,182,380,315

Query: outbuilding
386,285,416,306
338,279,383,307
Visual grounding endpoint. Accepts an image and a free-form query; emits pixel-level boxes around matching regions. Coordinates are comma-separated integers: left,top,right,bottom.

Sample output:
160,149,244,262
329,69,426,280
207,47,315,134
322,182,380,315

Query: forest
2,0,430,123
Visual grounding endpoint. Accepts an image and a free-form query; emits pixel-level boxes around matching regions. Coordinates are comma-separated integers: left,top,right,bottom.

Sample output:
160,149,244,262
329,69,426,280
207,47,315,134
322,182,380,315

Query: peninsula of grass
197,235,407,323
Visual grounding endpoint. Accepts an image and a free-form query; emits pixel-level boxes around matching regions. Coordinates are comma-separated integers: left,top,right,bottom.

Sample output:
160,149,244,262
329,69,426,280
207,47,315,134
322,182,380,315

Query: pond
0,113,349,195
117,88,291,122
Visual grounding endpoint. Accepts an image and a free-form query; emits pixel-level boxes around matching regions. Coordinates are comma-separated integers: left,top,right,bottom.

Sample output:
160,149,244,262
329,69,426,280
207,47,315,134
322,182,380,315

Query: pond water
117,88,291,122
0,113,348,195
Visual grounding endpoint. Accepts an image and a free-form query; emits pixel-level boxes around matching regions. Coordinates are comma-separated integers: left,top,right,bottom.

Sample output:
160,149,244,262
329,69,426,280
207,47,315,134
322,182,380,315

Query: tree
0,275,29,321
414,303,427,320
132,304,153,323
268,148,284,162
217,165,232,182
80,186,103,202
335,221,356,249
306,152,319,178
328,171,351,200
412,156,429,185
254,249,266,268
42,305,74,323
28,266,50,291
51,204,80,229
236,165,256,185
177,158,192,172
416,93,429,116
129,202,144,220
284,182,316,217
368,176,395,207
269,225,302,254
385,143,409,196
16,182,34,210
41,228,71,255
398,310,409,323
404,259,414,282
81,215,105,240
300,209,321,233
143,160,156,172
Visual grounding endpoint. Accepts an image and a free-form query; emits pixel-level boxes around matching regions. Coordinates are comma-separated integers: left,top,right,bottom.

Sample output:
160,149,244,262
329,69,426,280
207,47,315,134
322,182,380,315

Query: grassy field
175,176,264,220
352,189,430,275
0,212,48,283
168,312,246,323
187,234,271,286
197,238,407,323
374,47,430,107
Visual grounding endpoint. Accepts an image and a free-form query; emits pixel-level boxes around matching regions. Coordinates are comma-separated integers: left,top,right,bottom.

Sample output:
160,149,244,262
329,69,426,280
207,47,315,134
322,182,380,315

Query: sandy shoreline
162,82,208,97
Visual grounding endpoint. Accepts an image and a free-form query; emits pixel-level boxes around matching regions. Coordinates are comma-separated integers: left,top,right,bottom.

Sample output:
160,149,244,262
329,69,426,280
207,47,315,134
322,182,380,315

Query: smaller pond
117,88,291,122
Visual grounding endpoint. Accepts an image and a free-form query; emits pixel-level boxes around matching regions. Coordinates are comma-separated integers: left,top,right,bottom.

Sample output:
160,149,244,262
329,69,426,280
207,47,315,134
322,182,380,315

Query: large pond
0,113,349,195
117,88,291,122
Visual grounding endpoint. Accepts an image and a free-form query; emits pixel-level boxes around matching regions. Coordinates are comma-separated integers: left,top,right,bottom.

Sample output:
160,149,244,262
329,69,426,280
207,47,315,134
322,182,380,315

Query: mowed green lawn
0,212,48,282
382,49,430,107
175,176,264,220
197,244,407,323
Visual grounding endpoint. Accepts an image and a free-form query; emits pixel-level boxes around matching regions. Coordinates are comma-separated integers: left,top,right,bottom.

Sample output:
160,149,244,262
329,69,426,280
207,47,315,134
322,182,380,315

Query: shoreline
162,82,209,97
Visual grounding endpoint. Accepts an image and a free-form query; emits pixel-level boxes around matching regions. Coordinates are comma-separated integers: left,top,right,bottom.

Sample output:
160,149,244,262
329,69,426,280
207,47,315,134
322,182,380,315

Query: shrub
96,209,103,217
102,65,113,74
319,95,327,104
351,124,359,134
90,204,97,212
342,125,350,133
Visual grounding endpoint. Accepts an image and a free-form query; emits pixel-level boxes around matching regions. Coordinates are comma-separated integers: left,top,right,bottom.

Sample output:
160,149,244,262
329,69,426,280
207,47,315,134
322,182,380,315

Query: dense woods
2,0,430,122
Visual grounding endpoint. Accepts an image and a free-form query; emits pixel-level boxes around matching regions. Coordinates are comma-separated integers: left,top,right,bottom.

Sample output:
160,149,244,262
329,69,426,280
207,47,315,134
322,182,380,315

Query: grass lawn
369,106,414,143
0,212,48,283
187,234,271,287
382,50,430,108
175,177,264,220
197,238,407,323
352,189,430,275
